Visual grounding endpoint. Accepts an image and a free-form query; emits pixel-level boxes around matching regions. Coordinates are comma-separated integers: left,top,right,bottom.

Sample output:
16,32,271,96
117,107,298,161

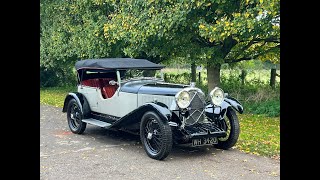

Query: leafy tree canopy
40,0,279,87
103,0,279,65
40,0,116,86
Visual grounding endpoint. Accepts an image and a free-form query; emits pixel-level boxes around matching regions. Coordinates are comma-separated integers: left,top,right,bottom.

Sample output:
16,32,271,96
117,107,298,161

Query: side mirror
109,80,118,86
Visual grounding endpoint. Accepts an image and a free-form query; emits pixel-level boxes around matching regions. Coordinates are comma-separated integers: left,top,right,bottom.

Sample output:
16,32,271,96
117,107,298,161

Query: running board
82,118,111,128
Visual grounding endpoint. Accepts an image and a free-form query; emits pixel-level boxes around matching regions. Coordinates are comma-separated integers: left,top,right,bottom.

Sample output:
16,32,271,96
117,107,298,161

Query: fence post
191,61,196,82
270,68,276,89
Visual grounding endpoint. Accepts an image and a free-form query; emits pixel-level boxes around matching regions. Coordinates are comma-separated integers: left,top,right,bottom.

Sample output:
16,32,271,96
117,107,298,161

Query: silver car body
79,85,138,117
78,80,178,118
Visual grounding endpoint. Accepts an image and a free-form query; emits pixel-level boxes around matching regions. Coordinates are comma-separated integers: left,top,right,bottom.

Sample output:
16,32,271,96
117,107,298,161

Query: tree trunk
240,69,247,85
207,62,221,94
191,61,196,82
270,68,276,89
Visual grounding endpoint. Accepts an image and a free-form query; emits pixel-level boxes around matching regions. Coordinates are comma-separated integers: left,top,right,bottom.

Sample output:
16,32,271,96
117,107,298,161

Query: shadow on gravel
84,126,140,142
81,126,224,159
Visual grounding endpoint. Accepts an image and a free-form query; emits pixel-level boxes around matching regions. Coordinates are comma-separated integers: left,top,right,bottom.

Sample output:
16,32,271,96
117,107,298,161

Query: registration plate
192,137,218,146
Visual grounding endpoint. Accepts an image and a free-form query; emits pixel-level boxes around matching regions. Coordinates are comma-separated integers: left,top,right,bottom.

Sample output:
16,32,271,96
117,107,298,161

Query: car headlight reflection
175,91,191,109
209,87,224,106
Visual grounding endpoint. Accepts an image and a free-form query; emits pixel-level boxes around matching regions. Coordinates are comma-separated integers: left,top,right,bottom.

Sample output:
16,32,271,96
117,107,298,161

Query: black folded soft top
75,58,165,70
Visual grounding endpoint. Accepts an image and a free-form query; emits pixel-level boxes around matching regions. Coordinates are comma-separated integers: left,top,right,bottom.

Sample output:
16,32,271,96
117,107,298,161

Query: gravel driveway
40,104,280,180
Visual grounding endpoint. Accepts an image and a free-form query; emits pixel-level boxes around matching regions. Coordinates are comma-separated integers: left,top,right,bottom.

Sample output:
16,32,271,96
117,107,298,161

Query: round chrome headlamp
209,87,224,106
175,90,191,109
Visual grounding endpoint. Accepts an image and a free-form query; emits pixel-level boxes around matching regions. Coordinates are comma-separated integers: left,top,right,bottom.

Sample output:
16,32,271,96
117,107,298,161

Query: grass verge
40,86,279,159
40,86,76,107
236,114,279,159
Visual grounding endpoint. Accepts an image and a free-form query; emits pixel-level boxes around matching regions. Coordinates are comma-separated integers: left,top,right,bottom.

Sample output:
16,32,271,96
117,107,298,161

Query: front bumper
184,122,226,139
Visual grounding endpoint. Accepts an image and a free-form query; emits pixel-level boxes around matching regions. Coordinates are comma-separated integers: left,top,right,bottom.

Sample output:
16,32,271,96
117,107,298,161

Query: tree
103,0,280,93
40,0,116,86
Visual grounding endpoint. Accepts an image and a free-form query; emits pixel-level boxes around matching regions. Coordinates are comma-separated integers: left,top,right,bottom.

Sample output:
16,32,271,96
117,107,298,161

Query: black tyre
215,108,240,150
67,99,87,134
140,111,172,160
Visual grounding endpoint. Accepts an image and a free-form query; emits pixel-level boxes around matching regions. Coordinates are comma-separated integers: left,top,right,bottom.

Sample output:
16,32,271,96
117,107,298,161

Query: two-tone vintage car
62,58,243,160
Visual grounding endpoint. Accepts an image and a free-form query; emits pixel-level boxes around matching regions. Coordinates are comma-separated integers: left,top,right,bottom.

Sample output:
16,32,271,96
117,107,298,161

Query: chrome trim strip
168,122,178,126
116,70,121,96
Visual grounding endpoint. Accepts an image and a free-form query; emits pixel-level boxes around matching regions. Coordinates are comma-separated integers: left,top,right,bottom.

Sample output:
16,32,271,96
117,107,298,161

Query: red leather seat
99,78,109,98
81,79,91,86
102,85,118,98
99,78,118,99
81,79,100,87
81,78,118,99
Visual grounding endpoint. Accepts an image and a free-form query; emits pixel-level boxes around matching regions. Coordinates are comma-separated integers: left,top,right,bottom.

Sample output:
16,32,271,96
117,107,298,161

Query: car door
98,89,138,118
78,85,99,112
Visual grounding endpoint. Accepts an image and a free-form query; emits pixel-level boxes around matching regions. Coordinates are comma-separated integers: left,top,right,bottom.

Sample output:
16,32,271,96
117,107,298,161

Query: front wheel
215,108,240,150
67,99,87,134
140,111,173,160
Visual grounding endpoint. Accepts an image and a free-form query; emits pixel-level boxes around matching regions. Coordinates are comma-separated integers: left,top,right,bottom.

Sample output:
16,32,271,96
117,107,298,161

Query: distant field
162,68,280,84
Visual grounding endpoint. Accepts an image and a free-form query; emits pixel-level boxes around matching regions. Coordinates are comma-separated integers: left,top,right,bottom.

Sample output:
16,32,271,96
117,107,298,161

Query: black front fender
222,97,243,114
62,92,82,113
62,92,91,117
206,97,243,119
111,102,172,129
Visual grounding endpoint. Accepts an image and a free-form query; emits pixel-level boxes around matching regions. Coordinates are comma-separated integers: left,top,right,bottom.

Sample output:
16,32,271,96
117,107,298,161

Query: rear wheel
67,99,86,134
140,111,172,160
215,108,240,149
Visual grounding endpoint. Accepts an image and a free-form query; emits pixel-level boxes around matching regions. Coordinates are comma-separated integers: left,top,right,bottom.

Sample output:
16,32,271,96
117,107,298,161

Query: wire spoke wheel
140,111,172,160
215,108,240,150
67,99,86,134
218,115,231,141
69,104,81,129
144,119,163,154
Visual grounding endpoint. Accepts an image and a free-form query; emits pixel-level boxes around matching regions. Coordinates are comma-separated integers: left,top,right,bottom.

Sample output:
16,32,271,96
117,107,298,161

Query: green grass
237,114,279,158
40,86,279,159
40,86,77,107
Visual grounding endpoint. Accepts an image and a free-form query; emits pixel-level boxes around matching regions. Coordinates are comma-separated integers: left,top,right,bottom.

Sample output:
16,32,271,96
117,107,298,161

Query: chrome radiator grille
185,90,206,126
189,90,206,109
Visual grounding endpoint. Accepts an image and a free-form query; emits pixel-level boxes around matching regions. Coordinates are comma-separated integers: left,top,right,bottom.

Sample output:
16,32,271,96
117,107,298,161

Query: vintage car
62,58,243,160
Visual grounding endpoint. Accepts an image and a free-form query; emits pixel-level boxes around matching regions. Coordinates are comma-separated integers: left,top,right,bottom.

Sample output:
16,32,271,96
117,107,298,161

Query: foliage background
40,0,279,87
